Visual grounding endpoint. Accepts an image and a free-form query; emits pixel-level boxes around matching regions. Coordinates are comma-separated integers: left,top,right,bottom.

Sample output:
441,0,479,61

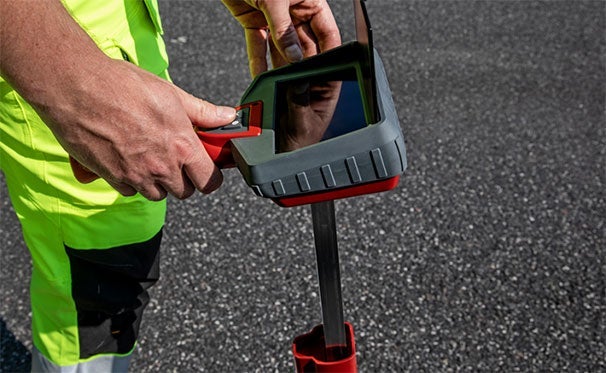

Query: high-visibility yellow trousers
1,0,169,367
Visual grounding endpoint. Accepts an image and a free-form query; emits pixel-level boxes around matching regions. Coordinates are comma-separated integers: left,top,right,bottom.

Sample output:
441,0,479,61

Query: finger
136,183,168,202
309,3,341,52
257,0,303,62
268,34,288,69
221,0,254,17
151,162,197,200
182,149,224,194
178,171,196,199
199,166,223,194
245,27,269,77
103,159,171,201
295,22,320,57
159,170,195,200
106,180,138,197
174,87,236,128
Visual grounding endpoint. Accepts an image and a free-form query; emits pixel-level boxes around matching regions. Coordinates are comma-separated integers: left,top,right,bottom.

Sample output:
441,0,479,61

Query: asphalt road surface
1,1,604,372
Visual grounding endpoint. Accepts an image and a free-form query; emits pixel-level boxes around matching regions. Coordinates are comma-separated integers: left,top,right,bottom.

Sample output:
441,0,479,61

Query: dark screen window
275,69,367,153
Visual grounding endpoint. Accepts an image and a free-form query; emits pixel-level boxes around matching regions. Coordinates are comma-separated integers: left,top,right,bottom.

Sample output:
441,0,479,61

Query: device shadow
0,318,31,372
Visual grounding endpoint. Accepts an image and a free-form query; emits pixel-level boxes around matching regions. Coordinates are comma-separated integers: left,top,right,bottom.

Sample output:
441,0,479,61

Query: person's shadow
0,318,31,372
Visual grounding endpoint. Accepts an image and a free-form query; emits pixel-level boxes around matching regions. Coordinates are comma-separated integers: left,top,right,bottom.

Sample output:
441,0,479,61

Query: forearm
1,0,235,200
0,0,108,111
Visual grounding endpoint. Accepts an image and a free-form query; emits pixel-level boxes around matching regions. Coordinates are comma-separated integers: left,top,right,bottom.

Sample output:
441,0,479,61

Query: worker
0,0,341,371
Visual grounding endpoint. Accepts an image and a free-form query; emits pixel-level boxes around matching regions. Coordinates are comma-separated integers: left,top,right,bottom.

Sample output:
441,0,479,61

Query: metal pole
310,200,347,361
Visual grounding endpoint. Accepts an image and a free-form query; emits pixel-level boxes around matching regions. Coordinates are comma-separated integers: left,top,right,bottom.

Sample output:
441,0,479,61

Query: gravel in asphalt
1,1,604,372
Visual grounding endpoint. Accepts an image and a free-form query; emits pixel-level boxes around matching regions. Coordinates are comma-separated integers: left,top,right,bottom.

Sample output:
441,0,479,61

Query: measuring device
70,2,405,208
70,0,405,371
196,5,405,208
208,0,404,370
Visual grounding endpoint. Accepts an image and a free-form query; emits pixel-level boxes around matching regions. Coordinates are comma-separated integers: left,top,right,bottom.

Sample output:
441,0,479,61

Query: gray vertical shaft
311,200,347,349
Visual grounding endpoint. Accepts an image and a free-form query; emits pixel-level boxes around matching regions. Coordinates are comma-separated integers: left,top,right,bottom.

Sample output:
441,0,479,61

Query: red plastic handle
194,101,262,168
69,101,262,183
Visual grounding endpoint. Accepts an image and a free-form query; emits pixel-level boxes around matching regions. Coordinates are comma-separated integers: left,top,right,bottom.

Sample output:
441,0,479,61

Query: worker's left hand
222,0,342,77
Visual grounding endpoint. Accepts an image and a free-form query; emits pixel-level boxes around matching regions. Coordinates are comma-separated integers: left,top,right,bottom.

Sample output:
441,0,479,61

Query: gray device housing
230,43,407,201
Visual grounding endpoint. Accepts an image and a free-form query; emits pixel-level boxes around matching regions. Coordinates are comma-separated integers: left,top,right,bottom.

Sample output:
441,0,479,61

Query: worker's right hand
0,0,236,201
42,59,236,201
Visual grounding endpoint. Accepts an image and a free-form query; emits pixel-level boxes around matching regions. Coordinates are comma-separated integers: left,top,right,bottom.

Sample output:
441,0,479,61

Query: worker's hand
46,60,236,201
222,0,341,77
0,0,236,201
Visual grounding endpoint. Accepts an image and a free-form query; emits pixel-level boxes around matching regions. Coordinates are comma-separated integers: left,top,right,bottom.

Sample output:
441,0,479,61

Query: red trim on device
274,175,400,207
195,101,262,168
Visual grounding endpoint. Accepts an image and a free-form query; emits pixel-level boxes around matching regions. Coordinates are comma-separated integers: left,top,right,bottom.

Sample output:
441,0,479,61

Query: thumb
175,87,236,128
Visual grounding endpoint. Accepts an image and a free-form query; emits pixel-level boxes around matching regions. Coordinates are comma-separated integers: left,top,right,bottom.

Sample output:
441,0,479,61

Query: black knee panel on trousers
64,229,162,359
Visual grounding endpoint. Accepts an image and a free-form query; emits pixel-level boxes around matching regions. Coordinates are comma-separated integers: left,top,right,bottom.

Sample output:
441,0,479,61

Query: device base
292,322,357,373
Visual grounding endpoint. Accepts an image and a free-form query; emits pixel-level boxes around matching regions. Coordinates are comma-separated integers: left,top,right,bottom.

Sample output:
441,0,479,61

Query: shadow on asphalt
1,318,31,373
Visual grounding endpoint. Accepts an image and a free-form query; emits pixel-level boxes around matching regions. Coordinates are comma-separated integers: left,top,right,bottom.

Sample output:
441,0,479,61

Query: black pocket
65,229,162,358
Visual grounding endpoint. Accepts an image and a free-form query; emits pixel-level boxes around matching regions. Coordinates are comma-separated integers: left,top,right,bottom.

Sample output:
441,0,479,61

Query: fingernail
217,106,236,121
285,44,303,62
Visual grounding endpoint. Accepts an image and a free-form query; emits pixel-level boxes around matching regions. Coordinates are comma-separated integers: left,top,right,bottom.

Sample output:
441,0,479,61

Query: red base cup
292,322,357,373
